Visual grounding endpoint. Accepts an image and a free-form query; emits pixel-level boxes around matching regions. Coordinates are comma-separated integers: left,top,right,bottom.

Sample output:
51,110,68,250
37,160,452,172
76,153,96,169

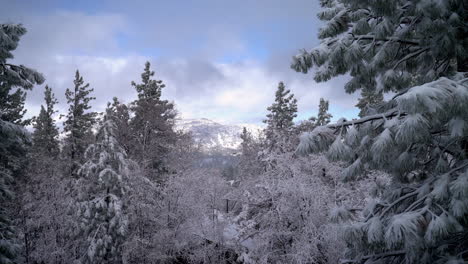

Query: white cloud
7,7,360,125
24,53,360,125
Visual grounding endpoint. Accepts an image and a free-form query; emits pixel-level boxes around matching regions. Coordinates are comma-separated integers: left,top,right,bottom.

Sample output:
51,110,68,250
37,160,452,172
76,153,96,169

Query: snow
176,118,262,152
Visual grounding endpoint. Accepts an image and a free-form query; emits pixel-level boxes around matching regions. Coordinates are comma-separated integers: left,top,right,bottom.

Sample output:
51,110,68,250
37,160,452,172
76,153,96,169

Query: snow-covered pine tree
107,97,132,155
263,81,298,154
314,98,333,126
129,61,177,179
240,127,254,156
294,0,468,262
355,87,384,117
0,23,44,264
75,106,130,264
291,0,467,104
32,85,59,156
64,70,97,177
0,24,44,126
237,127,262,179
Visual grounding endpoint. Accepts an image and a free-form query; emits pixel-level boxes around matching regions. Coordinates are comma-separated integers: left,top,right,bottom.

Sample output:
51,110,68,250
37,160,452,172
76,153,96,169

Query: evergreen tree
107,97,131,155
314,98,332,126
64,70,96,177
263,81,298,154
129,61,177,179
0,24,44,126
240,127,254,157
355,88,384,117
0,23,44,264
264,82,298,131
76,106,130,264
238,127,262,179
0,88,28,125
292,0,467,108
295,0,468,262
32,85,59,156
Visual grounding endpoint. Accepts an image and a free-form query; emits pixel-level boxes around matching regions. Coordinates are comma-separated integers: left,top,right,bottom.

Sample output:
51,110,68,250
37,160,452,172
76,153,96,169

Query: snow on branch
340,250,406,264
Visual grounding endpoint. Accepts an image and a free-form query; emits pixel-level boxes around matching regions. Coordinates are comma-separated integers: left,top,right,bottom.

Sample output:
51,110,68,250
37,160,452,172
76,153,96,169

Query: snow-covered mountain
176,118,262,152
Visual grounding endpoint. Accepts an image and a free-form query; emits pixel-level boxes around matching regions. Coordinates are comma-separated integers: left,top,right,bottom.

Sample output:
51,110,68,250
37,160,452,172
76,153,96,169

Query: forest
1,0,467,263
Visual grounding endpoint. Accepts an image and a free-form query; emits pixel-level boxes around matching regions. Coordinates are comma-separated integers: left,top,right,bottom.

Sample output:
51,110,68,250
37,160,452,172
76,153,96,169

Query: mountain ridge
176,118,262,152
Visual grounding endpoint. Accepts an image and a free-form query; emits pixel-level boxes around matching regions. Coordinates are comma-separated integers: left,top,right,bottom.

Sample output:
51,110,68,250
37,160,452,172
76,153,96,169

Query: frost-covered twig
327,110,400,129
340,249,406,264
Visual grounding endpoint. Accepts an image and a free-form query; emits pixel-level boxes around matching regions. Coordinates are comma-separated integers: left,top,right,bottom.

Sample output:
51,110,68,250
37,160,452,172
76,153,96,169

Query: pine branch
327,110,402,129
340,250,406,264
393,48,429,70
353,35,420,46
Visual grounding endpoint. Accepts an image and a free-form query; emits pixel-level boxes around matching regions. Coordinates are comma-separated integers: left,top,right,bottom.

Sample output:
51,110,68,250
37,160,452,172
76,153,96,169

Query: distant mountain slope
176,118,262,152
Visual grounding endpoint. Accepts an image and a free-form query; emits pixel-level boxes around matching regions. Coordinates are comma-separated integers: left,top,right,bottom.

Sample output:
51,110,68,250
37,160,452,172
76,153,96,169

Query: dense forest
1,0,467,263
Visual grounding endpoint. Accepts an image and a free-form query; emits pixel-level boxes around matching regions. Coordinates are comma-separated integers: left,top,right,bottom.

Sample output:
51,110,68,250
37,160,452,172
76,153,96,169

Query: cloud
4,2,362,126
22,53,359,125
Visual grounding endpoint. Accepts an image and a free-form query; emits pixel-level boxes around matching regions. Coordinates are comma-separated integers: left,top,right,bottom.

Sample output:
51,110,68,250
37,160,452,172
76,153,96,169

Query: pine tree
32,85,59,156
264,82,298,131
240,127,254,156
76,106,130,264
292,0,467,107
0,23,44,264
107,97,131,155
314,98,333,126
355,88,384,117
0,25,44,125
295,0,468,262
263,81,298,154
129,61,177,179
64,70,97,177
238,127,262,179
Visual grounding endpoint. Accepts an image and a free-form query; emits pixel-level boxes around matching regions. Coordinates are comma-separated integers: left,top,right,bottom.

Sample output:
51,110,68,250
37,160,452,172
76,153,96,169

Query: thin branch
353,35,420,46
340,250,406,264
393,48,429,70
327,110,402,129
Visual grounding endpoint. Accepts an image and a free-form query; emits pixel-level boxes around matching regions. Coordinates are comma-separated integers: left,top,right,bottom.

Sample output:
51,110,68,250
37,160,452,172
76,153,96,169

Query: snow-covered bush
233,153,374,263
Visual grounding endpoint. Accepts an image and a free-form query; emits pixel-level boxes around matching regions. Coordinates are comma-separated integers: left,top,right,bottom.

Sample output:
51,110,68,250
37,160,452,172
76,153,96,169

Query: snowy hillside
176,118,262,152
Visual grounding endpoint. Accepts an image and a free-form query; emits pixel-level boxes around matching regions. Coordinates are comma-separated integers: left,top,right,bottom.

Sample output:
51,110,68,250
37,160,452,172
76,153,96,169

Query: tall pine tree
355,88,384,117
64,70,97,177
0,23,44,264
32,85,59,156
76,106,130,264
263,81,298,154
295,0,468,262
314,98,332,126
130,61,177,179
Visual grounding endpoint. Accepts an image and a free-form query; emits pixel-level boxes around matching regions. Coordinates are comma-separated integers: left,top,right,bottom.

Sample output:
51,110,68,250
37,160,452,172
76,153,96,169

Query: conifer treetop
32,85,59,155
264,81,298,130
132,61,166,101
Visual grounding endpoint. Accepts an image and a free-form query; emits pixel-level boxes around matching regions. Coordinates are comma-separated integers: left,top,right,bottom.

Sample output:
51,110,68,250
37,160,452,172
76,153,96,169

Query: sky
2,0,360,125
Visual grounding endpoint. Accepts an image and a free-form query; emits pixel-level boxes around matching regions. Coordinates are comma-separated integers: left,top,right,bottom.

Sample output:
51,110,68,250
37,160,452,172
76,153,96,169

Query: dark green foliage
295,1,468,262
0,23,44,264
355,88,384,117
263,81,298,154
264,82,298,131
314,98,332,126
0,24,44,125
292,0,467,108
129,61,177,179
0,120,29,264
32,85,59,156
64,70,97,176
107,97,132,155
